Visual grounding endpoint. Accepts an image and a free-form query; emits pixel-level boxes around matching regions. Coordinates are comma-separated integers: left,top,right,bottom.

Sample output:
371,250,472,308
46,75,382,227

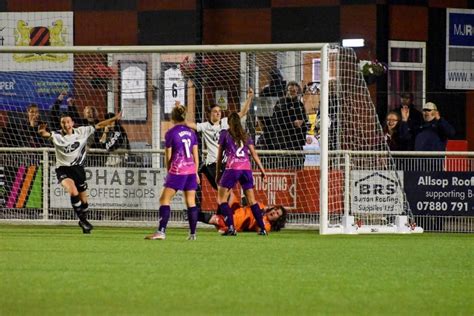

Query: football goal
0,43,422,234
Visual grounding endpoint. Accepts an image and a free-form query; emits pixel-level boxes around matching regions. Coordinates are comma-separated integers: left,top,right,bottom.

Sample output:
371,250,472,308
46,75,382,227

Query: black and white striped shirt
50,126,95,167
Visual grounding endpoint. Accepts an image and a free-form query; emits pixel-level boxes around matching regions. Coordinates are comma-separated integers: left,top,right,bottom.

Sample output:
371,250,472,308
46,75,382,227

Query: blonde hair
171,105,186,122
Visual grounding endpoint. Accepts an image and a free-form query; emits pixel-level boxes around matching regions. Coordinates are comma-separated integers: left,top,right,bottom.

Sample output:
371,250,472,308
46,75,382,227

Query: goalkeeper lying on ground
198,202,287,234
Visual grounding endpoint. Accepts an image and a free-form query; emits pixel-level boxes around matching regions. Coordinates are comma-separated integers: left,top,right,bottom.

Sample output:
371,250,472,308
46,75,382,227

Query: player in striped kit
145,105,200,240
216,112,267,236
38,112,122,234
184,88,253,210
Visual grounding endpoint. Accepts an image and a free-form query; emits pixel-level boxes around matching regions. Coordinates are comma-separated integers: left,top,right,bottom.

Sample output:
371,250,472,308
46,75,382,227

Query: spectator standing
260,68,286,98
272,81,307,150
260,81,307,168
100,112,130,167
394,93,423,150
81,105,102,150
8,104,49,147
49,92,82,132
400,102,455,152
383,111,406,151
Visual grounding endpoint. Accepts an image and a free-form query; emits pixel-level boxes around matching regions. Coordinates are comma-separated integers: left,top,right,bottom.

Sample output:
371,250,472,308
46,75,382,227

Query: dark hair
84,105,99,118
400,92,413,99
286,81,302,93
227,112,247,146
206,104,221,118
207,104,220,112
60,112,73,120
386,111,400,121
268,205,287,232
27,103,39,111
171,105,186,122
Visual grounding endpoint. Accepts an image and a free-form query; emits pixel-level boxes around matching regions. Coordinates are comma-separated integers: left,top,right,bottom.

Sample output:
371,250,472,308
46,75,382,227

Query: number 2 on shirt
236,143,245,157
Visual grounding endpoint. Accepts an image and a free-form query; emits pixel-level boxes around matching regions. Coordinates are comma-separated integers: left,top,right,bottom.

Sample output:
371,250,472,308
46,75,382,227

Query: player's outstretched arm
165,147,172,172
175,100,198,130
192,144,200,185
249,144,266,179
95,112,122,129
38,123,51,138
215,145,224,183
238,87,254,118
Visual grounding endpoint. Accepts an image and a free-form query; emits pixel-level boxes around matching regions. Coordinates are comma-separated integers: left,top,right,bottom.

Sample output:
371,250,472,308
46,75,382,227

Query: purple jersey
165,124,198,175
218,130,253,170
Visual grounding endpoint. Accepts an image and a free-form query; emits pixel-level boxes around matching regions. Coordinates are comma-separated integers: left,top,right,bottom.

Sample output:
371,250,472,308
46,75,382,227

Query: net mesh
325,46,411,228
0,44,411,230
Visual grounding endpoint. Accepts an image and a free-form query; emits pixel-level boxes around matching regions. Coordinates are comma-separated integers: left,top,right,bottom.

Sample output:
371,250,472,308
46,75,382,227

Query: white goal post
0,43,422,234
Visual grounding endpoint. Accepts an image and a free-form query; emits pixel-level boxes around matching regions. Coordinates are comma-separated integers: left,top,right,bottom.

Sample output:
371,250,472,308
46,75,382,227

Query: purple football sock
158,205,171,232
187,206,198,235
219,202,234,228
250,203,266,231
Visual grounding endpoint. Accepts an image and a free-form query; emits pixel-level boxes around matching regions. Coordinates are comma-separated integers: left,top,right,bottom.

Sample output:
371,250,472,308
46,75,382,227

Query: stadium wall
0,1,471,148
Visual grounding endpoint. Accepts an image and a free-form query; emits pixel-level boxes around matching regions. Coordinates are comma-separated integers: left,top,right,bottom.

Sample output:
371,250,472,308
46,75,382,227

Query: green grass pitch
1,225,473,315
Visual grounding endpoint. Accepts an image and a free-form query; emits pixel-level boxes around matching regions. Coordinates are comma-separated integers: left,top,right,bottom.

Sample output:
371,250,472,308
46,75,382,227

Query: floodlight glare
342,39,365,47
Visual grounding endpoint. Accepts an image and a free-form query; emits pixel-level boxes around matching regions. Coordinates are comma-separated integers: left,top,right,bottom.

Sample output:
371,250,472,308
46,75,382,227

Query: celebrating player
215,112,267,236
145,105,200,241
185,88,254,209
38,112,122,234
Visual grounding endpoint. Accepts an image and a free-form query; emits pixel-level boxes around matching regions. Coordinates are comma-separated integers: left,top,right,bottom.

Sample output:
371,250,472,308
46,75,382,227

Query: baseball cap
422,102,437,111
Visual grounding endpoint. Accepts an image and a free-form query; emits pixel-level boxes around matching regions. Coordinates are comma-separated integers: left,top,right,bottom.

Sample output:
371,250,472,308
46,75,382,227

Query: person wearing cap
394,92,423,149
399,102,455,151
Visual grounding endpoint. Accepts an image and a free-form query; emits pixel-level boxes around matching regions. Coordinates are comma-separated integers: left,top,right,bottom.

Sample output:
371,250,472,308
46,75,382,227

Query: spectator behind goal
399,102,455,152
99,112,130,167
5,103,49,147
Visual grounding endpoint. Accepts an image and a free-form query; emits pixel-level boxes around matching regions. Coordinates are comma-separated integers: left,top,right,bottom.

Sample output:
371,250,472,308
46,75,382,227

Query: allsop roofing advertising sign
404,171,474,216
446,8,474,90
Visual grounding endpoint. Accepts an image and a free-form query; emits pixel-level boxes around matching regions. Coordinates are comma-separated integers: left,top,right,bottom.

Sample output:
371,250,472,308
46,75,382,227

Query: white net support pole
319,44,330,234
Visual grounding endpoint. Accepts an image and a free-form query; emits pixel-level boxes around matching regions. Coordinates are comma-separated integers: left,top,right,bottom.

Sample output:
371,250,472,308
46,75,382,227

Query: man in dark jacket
399,102,455,151
271,81,308,151
394,92,423,150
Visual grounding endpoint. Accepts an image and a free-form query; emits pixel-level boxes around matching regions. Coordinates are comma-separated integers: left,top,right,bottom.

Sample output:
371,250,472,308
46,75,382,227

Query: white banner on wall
446,8,474,90
164,67,185,114
50,167,186,210
0,12,74,71
351,170,405,214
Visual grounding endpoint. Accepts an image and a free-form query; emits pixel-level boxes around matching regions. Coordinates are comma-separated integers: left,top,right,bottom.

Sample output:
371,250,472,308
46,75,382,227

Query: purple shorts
219,169,254,191
164,173,198,191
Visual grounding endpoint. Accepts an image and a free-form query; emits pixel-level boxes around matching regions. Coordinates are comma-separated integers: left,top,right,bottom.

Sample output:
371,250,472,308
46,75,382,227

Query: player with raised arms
145,104,200,240
184,88,254,210
215,112,267,236
38,111,122,234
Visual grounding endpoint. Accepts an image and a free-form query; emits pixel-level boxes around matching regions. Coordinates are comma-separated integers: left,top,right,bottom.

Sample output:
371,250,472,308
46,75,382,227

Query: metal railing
0,148,472,232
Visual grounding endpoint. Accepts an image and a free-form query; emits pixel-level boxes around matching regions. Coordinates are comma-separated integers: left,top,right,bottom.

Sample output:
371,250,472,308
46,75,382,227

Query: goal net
0,42,421,233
